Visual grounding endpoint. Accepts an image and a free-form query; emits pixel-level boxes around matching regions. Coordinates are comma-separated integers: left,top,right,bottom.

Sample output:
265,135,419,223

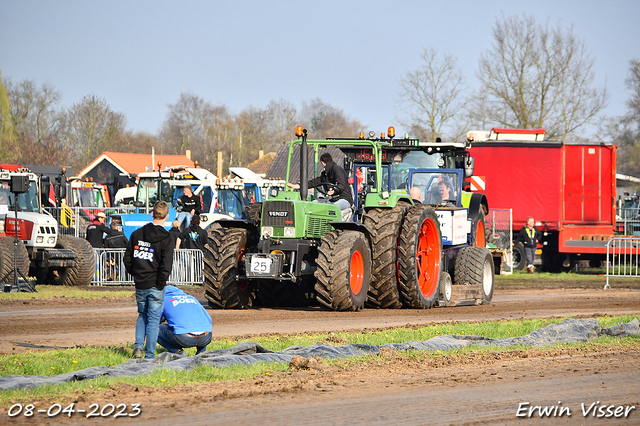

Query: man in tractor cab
288,153,353,220
425,180,453,205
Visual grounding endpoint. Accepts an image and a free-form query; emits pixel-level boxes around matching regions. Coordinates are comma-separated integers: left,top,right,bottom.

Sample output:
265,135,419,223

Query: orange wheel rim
350,250,364,295
476,220,486,247
416,217,440,298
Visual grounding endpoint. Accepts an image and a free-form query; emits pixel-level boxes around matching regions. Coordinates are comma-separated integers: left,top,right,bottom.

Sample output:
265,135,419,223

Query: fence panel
45,206,139,238
92,248,204,286
616,208,640,236
486,208,513,274
605,237,640,289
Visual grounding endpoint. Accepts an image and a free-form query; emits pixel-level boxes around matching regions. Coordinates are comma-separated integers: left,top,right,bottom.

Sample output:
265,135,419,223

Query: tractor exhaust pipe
299,128,308,201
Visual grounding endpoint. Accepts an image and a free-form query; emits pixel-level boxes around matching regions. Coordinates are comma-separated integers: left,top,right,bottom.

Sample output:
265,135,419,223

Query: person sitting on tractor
425,180,453,205
176,185,201,229
409,187,422,204
288,153,353,219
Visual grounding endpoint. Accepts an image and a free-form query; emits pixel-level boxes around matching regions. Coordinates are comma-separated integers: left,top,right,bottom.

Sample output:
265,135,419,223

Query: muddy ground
1,278,639,425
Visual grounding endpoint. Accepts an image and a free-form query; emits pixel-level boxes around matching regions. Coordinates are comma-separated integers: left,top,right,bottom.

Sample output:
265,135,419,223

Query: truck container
467,128,616,271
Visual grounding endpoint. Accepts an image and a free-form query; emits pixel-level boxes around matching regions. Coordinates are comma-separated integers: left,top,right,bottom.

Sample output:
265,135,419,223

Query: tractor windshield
217,188,245,218
410,172,459,205
72,187,106,207
390,151,441,190
136,177,174,205
0,181,40,213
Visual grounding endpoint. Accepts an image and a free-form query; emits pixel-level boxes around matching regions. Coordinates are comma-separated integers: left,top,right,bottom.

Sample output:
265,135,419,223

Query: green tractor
203,126,494,310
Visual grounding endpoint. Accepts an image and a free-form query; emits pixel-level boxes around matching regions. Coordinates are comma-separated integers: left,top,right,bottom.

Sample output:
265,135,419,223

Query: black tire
315,230,371,311
362,203,408,309
203,225,255,309
471,209,487,247
512,241,526,270
241,202,262,227
397,205,443,309
0,236,29,284
439,271,453,307
46,236,95,286
454,246,494,304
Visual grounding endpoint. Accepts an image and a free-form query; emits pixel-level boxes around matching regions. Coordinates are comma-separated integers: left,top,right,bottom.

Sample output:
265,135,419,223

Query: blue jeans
157,324,211,355
135,287,165,359
177,211,192,228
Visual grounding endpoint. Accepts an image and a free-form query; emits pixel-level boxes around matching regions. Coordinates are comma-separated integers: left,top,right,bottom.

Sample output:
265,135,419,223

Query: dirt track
1,281,639,425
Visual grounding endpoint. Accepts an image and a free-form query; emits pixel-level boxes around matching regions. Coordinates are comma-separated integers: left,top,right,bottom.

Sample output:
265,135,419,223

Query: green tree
0,71,14,159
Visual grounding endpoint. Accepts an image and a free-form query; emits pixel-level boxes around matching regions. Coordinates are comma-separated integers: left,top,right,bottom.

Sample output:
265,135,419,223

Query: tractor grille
262,201,295,227
306,217,332,238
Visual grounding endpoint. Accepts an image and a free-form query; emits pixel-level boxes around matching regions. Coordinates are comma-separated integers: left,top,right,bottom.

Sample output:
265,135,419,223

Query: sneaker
175,349,185,356
132,348,144,359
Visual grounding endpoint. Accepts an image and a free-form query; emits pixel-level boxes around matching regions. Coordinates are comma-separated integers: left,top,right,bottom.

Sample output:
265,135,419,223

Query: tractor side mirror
464,157,475,178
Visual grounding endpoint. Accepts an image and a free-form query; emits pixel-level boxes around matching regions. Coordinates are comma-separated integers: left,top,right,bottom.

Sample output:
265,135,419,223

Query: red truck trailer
467,128,616,271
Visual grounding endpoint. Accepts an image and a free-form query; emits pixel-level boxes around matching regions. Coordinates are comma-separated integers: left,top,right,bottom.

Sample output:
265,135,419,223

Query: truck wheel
46,236,95,286
397,205,442,309
454,246,495,304
472,209,487,247
241,202,262,227
512,241,526,270
0,237,29,284
439,271,453,307
203,225,255,309
315,230,371,311
362,204,407,309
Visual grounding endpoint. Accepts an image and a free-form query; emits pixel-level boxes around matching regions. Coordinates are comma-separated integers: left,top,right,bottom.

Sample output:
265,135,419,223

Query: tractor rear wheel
315,230,371,311
472,209,487,247
362,203,408,309
454,246,495,304
397,205,443,309
0,236,29,284
46,236,95,286
203,225,255,309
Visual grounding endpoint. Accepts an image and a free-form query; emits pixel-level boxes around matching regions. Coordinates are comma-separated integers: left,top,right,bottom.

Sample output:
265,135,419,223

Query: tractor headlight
36,236,44,243
48,236,56,244
199,214,207,222
284,227,295,237
262,226,273,237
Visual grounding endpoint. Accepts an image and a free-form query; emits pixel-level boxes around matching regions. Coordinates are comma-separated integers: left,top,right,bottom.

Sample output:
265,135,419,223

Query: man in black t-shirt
176,185,201,229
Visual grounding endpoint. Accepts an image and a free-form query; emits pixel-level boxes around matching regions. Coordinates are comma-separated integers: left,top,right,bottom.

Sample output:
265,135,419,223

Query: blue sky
1,0,639,138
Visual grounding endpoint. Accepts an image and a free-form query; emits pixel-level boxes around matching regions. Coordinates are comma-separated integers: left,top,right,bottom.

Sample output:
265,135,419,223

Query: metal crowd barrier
605,237,640,289
486,208,513,274
45,206,139,238
91,248,204,286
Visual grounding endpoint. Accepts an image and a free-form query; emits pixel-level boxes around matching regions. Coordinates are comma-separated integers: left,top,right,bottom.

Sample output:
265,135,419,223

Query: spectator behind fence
104,221,129,248
125,201,175,359
177,214,208,251
157,285,212,355
86,212,114,248
169,220,181,250
103,221,129,281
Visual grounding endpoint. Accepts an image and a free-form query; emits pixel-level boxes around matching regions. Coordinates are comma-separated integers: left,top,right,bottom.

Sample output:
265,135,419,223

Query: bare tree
397,48,468,141
474,14,608,140
300,98,364,139
265,98,297,149
0,71,14,159
159,92,233,172
62,94,126,170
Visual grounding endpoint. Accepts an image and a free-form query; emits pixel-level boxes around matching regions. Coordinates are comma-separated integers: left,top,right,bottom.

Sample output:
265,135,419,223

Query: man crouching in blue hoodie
125,201,175,359
158,286,212,355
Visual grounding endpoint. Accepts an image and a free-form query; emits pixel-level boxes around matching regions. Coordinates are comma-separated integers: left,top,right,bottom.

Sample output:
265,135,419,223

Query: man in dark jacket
103,221,129,281
176,185,201,229
516,216,542,273
288,153,353,217
125,201,175,359
85,212,114,248
177,214,208,251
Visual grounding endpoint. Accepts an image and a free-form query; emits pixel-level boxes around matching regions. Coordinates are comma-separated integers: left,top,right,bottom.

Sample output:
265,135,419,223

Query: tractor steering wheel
315,182,338,197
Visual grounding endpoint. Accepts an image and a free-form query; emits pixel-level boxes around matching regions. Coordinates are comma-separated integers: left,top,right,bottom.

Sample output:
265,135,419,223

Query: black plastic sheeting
1,318,637,391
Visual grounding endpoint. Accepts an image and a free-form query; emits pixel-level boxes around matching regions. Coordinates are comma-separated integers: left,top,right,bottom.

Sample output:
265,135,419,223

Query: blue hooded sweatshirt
162,286,212,335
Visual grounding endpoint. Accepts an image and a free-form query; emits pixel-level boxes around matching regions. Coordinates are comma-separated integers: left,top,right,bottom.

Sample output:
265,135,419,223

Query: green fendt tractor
203,126,494,310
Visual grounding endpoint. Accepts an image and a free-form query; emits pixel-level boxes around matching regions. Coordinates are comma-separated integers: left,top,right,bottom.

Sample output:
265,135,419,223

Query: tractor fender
329,221,373,252
466,192,488,222
213,219,259,236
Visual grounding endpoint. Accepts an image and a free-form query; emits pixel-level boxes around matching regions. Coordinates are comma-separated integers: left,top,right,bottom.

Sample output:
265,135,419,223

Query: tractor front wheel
315,230,371,311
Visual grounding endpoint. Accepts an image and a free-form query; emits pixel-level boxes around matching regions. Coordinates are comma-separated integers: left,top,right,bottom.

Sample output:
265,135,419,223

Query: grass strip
0,314,637,405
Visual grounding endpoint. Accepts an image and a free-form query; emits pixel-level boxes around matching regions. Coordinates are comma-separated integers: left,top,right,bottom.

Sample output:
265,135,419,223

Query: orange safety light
61,167,66,173
216,179,221,185
359,132,364,139
169,171,174,178
381,133,386,139
157,161,162,169
90,177,94,182
295,125,304,137
388,127,395,138
194,160,199,167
